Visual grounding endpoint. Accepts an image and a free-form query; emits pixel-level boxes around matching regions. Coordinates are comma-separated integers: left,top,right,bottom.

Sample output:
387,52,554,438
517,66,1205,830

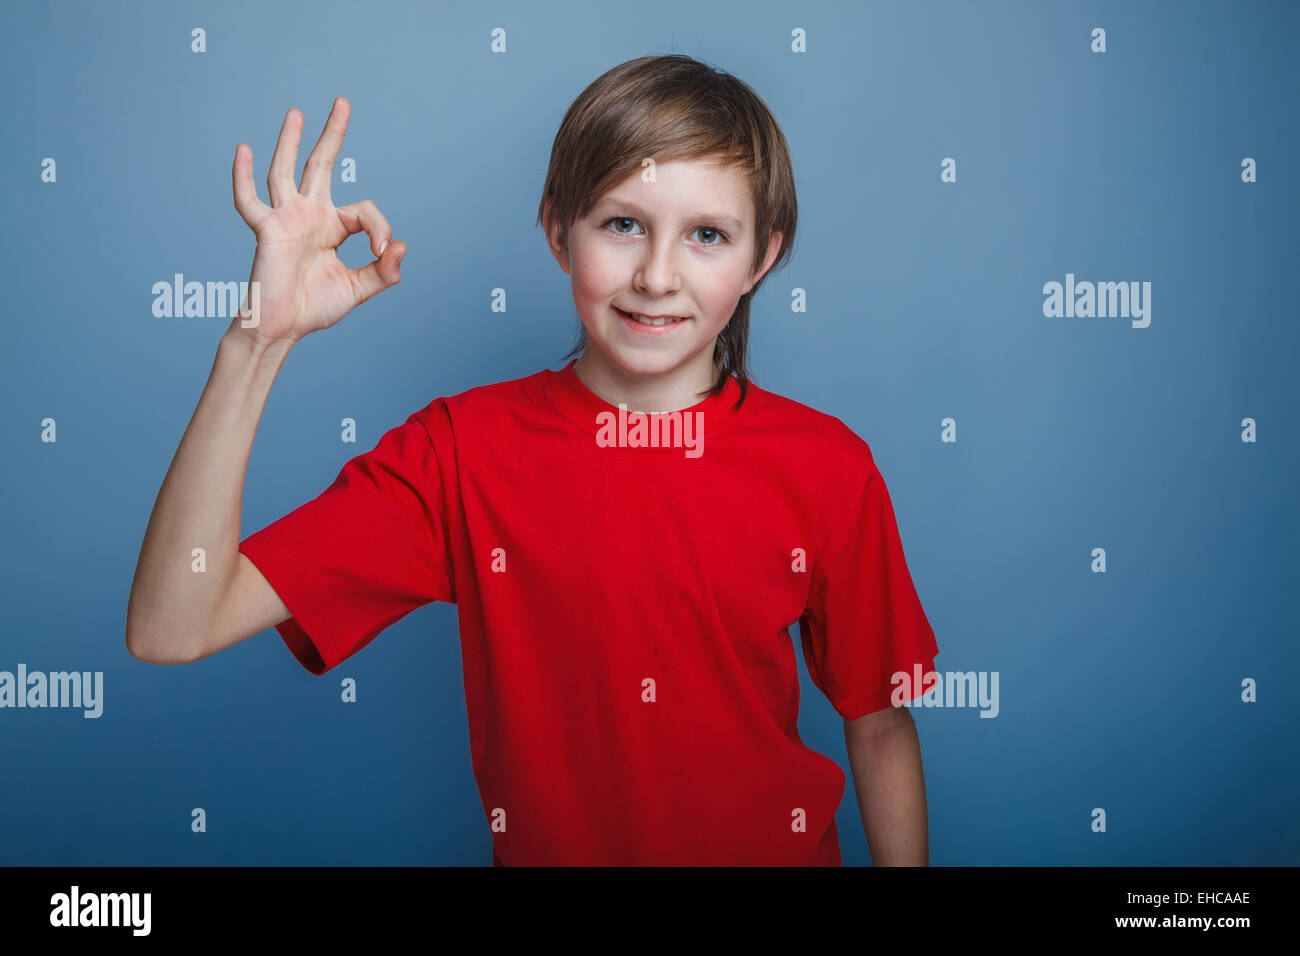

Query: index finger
299,96,350,200
232,143,270,230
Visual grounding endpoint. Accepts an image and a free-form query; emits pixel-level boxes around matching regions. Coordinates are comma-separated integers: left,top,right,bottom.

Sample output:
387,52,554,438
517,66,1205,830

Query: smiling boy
126,54,938,866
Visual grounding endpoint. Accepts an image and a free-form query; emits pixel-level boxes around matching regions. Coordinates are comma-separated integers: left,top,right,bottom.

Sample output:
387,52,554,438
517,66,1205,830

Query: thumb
349,240,405,306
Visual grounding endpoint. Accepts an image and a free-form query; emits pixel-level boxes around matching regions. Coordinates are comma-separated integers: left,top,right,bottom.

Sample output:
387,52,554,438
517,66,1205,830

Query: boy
126,55,939,866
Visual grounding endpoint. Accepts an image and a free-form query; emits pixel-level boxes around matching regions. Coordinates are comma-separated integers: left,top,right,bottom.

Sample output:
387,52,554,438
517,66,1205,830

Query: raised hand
230,97,404,348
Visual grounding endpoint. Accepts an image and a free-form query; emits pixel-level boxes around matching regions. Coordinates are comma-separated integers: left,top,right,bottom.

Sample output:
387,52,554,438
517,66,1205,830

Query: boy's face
547,155,782,392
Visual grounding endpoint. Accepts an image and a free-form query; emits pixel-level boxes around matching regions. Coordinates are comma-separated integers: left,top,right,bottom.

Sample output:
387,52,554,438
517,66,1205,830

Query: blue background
1,0,1295,865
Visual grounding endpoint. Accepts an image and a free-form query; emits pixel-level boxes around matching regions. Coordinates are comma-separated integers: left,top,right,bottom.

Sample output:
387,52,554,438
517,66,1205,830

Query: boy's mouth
614,306,690,328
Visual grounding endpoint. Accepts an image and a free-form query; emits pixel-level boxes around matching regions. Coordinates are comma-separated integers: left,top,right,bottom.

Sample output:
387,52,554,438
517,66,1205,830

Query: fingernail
378,240,389,256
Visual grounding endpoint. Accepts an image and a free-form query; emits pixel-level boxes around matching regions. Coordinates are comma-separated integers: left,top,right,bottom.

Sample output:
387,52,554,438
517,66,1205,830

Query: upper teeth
627,311,684,326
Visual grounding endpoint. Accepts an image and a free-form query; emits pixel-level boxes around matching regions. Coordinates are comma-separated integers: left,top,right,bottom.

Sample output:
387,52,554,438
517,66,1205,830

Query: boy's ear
542,198,572,275
742,229,784,295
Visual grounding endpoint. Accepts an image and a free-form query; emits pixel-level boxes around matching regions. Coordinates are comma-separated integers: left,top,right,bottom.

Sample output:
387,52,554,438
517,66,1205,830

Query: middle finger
300,97,350,200
266,107,303,206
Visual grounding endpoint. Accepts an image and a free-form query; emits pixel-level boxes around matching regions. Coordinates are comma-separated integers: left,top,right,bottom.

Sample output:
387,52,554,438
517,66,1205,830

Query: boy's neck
573,348,721,414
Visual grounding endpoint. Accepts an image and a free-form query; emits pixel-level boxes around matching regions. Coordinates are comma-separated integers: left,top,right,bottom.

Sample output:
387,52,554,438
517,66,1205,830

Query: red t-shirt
238,359,939,866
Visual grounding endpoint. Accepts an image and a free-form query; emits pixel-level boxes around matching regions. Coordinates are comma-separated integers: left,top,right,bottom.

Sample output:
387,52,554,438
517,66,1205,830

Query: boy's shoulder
405,366,551,422
745,379,879,473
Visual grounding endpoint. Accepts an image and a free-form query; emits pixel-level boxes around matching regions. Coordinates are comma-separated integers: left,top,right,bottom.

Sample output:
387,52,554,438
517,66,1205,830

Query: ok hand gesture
230,97,404,348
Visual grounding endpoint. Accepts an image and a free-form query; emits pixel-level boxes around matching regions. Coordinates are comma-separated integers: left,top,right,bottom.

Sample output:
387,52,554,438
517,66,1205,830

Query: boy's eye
601,217,728,246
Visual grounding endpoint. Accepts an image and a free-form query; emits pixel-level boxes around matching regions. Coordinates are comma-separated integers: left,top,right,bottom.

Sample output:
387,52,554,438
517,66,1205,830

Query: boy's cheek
568,251,619,296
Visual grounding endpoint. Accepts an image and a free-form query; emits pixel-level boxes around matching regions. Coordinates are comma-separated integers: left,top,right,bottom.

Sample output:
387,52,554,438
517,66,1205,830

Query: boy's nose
633,240,684,296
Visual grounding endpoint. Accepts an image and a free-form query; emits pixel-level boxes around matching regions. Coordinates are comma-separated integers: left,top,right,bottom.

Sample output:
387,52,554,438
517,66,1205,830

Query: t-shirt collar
541,358,745,439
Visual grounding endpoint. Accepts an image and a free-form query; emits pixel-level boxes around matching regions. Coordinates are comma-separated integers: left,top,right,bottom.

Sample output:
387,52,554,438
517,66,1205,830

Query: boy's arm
844,706,930,865
125,328,295,664
125,98,404,665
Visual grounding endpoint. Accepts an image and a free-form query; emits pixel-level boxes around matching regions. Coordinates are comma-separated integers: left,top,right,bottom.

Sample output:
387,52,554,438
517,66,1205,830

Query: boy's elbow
124,616,148,661
125,629,159,663
124,624,196,666
845,704,914,740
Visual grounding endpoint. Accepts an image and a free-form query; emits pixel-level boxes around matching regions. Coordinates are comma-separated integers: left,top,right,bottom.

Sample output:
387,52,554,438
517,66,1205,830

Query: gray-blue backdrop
1,0,1295,865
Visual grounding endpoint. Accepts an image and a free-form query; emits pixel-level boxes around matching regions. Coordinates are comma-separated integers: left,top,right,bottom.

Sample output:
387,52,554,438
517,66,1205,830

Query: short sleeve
238,410,455,675
798,447,938,720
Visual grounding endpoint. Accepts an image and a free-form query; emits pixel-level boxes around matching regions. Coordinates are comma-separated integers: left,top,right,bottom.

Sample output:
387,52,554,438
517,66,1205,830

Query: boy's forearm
125,322,293,662
844,706,929,865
